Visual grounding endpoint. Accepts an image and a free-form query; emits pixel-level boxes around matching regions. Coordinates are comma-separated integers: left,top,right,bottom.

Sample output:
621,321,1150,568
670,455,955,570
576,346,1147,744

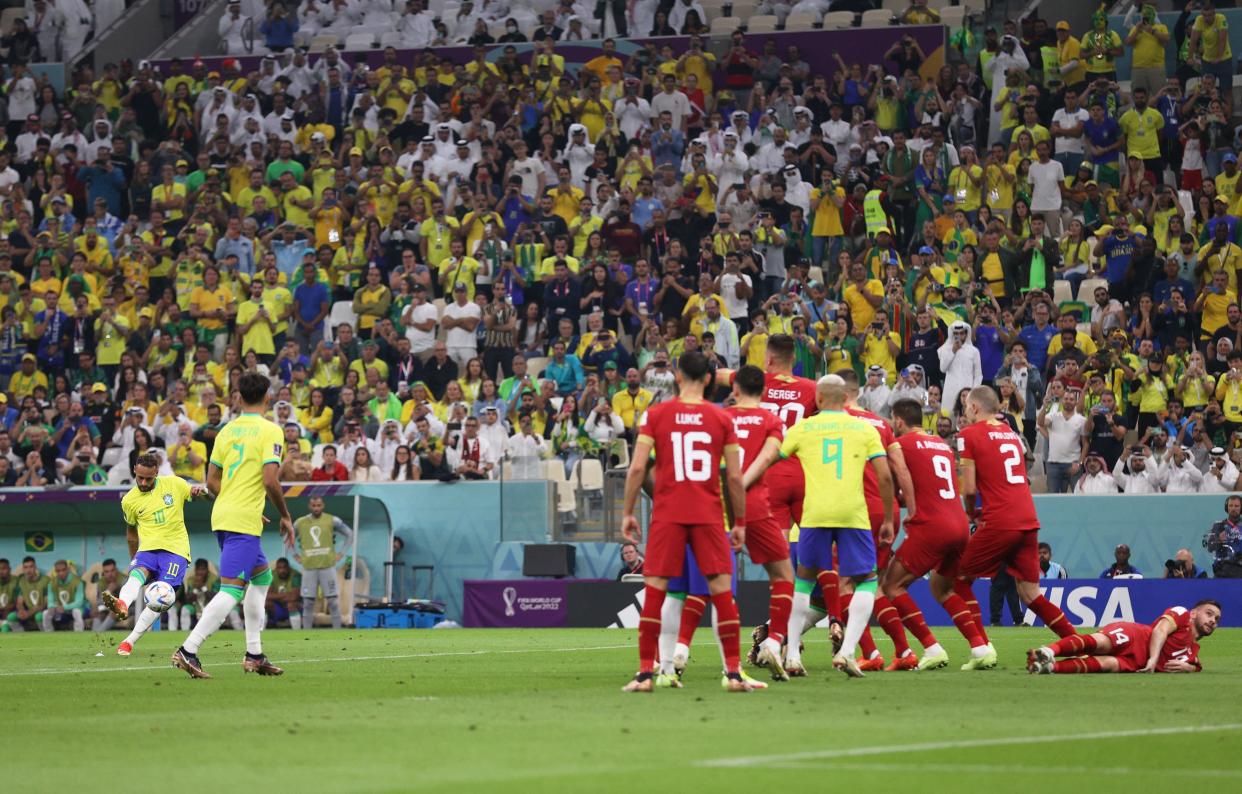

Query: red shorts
744,515,789,565
1181,169,1203,192
895,522,969,578
1099,621,1153,672
958,527,1041,582
766,469,804,530
646,520,733,578
869,512,901,572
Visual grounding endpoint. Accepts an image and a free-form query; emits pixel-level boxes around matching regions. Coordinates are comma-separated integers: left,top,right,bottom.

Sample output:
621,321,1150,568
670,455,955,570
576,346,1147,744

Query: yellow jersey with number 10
779,410,885,530
209,413,285,536
121,475,192,560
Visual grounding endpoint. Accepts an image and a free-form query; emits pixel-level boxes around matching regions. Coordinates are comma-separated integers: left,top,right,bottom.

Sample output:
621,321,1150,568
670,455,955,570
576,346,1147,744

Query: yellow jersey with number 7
121,475,192,560
208,413,285,536
779,410,885,530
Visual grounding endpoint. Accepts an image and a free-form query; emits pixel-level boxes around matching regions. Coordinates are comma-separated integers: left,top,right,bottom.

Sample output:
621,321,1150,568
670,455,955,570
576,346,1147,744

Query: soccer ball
145,582,176,613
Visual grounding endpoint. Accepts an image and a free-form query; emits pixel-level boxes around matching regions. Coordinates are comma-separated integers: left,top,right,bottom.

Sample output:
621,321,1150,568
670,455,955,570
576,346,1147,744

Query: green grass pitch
3,627,1239,792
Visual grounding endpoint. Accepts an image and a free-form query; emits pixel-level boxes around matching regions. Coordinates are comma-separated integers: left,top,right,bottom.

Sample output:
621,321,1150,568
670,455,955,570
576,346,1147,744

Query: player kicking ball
1028,600,1221,674
172,372,295,680
103,453,209,656
744,375,896,678
620,352,757,693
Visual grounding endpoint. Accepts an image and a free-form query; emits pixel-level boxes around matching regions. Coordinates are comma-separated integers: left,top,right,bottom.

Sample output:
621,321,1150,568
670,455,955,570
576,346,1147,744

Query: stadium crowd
0,1,1241,508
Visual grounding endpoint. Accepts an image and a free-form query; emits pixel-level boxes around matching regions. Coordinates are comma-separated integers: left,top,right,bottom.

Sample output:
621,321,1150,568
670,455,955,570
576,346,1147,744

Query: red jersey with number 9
1153,606,1202,671
761,372,819,478
727,405,785,523
896,432,970,537
956,419,1040,531
639,398,738,525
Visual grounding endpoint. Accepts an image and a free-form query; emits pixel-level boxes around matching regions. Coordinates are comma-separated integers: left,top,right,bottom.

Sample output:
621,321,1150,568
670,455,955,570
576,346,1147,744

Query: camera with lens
1164,558,1188,578
1203,532,1242,578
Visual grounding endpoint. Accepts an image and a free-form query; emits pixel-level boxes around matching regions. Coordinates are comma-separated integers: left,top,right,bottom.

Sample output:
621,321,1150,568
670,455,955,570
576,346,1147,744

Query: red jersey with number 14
897,431,970,537
1153,606,1202,671
639,398,738,525
956,419,1039,531
761,372,818,478
727,405,785,523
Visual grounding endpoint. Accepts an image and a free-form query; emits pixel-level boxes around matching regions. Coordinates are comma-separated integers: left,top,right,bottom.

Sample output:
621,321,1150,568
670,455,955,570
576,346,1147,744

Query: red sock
941,593,986,648
1049,633,1098,656
711,592,742,674
1053,657,1103,674
638,585,666,673
817,569,840,619
1028,595,1075,638
953,580,989,645
842,593,879,658
891,592,937,649
873,595,911,656
767,580,794,644
677,595,707,646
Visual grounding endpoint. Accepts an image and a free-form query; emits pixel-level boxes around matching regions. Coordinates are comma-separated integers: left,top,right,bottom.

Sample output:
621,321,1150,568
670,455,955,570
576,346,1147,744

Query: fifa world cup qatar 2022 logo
502,586,518,616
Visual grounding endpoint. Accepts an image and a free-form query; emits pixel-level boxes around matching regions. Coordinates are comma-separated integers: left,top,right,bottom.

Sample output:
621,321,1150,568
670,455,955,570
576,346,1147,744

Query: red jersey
1152,606,1202,672
760,371,818,479
956,419,1040,531
896,431,970,537
846,405,900,518
639,398,738,525
726,405,785,523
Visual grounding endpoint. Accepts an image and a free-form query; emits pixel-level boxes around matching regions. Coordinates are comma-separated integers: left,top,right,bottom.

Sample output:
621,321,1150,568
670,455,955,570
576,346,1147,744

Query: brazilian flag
25,531,54,553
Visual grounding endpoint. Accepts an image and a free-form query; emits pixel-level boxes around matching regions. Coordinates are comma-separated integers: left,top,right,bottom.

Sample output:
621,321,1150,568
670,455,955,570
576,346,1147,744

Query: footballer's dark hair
134,452,161,471
766,333,795,362
238,371,271,406
678,351,711,382
1195,599,1223,612
735,365,765,397
836,369,860,389
890,398,923,428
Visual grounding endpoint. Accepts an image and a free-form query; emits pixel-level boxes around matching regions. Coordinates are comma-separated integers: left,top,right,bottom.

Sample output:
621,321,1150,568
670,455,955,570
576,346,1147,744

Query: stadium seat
309,34,341,52
573,458,605,491
524,356,549,379
808,265,825,285
860,8,894,26
1052,280,1074,306
1077,277,1107,302
380,31,404,48
544,459,568,485
0,7,24,35
939,5,967,27
821,10,855,28
784,12,819,30
343,32,378,50
709,15,741,34
325,300,358,341
881,0,905,14
100,446,122,470
747,14,778,32
609,440,630,469
107,464,132,486
731,1,757,20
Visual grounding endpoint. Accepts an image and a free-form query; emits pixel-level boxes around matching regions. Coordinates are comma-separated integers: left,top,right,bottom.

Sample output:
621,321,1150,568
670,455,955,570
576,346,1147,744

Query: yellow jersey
208,413,285,536
121,475,192,561
779,409,885,529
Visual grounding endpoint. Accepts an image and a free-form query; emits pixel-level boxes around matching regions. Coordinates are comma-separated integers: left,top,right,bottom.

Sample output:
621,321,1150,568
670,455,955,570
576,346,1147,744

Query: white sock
184,592,239,654
227,609,243,630
41,611,52,631
72,609,84,631
971,644,990,658
840,589,875,658
924,642,945,658
787,589,810,663
167,607,180,632
178,606,193,630
709,606,727,671
803,605,827,633
124,607,162,646
289,612,303,630
118,575,143,608
243,584,269,655
658,596,683,676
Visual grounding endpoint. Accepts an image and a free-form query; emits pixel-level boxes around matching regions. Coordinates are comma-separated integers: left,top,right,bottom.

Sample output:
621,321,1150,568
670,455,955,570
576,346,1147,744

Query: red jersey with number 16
896,432,970,537
639,398,738,525
760,372,818,478
956,419,1039,531
727,405,785,523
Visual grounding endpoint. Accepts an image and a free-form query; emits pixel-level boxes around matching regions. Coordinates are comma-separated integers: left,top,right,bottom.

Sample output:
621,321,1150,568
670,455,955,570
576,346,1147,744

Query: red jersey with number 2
761,372,818,478
639,398,738,525
847,406,900,518
896,432,970,537
727,405,785,523
1153,606,1202,671
956,419,1039,531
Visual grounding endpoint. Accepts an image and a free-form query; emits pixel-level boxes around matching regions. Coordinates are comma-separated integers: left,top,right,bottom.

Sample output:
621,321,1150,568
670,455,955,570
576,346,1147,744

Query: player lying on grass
102,453,210,656
1027,600,1221,674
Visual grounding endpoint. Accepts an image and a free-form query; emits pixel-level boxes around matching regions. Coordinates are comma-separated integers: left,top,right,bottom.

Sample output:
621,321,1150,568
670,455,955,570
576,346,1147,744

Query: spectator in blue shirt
214,216,257,277
544,339,585,396
292,261,330,352
269,224,311,278
1083,100,1122,172
1093,218,1137,289
259,3,299,52
1100,544,1141,578
52,401,98,457
76,158,126,216
1152,256,1195,307
631,178,665,231
1018,300,1056,373
651,111,685,171
1038,542,1067,579
497,177,535,244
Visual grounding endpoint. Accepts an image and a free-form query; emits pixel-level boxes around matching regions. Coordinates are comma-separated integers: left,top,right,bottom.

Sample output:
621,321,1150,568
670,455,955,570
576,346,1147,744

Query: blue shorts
216,531,269,581
131,550,190,586
797,527,875,578
789,540,824,599
667,544,737,596
269,601,291,624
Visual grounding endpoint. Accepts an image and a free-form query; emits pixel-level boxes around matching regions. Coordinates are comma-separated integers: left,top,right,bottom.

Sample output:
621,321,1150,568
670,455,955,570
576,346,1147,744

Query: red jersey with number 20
1153,606,1202,671
639,398,738,525
761,372,818,478
957,420,1039,531
727,405,785,523
896,432,970,537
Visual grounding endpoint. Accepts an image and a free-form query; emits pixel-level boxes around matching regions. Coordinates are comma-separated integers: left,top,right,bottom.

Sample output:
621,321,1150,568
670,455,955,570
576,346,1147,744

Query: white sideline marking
0,643,631,677
760,761,1242,779
697,723,1242,768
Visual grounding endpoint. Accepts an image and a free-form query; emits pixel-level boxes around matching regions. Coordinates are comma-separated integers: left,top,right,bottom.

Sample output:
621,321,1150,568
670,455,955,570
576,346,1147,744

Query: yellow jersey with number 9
779,410,884,530
121,475,192,560
208,413,284,536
